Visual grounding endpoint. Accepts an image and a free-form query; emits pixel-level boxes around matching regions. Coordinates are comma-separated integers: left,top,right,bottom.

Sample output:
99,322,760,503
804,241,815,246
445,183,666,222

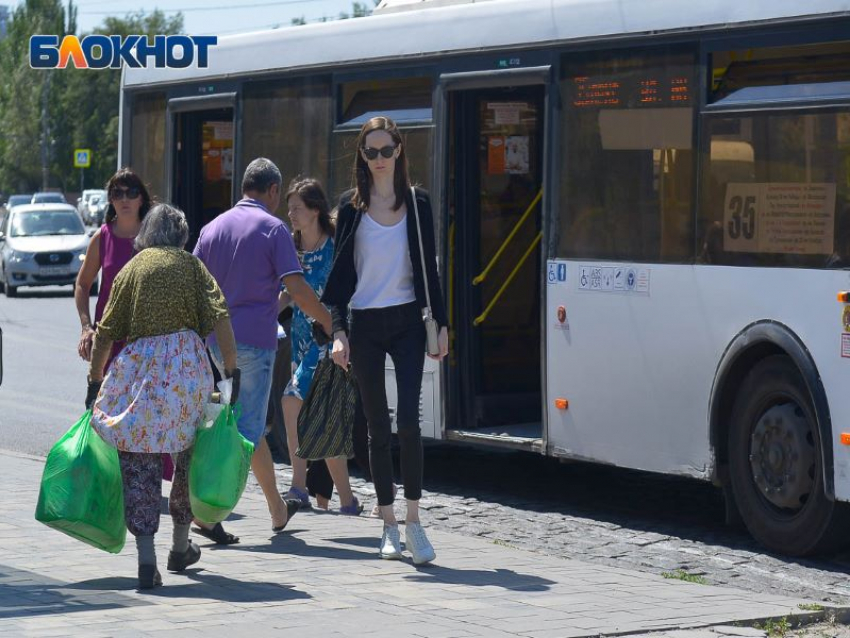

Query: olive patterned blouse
97,246,229,344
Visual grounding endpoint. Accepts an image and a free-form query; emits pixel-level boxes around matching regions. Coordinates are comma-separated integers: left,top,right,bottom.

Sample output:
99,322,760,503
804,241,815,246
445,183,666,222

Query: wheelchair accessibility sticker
547,262,567,285
578,265,650,295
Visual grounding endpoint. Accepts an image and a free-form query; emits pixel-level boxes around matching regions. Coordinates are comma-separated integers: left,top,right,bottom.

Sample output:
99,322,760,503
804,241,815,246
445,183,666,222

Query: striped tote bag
296,354,356,461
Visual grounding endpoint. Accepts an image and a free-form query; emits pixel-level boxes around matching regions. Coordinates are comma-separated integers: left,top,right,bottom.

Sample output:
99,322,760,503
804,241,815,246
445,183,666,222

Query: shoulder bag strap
410,186,432,313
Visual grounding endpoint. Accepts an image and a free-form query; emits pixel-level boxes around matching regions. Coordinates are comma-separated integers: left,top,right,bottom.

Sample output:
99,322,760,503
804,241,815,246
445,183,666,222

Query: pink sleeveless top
94,223,136,323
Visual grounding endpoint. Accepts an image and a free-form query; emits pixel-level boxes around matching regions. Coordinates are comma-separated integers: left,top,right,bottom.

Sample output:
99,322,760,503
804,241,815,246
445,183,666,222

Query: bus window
242,77,333,220
557,49,697,263
130,92,167,201
338,76,432,127
699,111,850,268
711,42,850,104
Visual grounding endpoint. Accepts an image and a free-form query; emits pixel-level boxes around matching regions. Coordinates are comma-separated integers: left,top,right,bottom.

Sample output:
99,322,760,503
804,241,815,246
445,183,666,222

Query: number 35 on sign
723,182,836,255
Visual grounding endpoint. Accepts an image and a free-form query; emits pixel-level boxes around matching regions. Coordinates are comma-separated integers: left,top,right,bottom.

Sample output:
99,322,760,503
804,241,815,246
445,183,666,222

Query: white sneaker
379,525,403,560
405,522,436,565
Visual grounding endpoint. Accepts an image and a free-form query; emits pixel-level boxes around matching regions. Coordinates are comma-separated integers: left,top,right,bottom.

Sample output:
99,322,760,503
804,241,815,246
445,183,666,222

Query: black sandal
138,564,162,590
192,522,239,545
273,499,300,533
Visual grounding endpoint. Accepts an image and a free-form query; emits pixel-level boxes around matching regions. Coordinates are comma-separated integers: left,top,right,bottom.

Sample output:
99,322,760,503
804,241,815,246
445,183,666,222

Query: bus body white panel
385,355,441,439
122,0,850,89
546,260,850,501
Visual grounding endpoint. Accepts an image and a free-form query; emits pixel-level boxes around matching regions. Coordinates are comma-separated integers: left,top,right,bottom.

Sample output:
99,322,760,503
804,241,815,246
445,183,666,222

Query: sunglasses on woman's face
362,145,396,161
110,186,141,201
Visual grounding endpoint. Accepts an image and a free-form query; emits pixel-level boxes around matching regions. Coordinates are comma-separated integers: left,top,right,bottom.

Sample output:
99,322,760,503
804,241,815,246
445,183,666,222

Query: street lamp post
40,71,52,192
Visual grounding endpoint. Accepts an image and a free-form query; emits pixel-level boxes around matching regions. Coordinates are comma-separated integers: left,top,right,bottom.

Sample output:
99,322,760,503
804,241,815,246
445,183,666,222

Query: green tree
0,0,73,194
293,0,378,25
0,4,182,196
53,10,184,193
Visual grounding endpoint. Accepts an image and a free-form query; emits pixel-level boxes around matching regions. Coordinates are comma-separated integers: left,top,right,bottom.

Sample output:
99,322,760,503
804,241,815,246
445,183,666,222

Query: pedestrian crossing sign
74,149,91,168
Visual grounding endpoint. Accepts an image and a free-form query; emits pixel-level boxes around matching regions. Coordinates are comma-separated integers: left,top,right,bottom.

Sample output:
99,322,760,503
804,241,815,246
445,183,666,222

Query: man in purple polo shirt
193,158,332,543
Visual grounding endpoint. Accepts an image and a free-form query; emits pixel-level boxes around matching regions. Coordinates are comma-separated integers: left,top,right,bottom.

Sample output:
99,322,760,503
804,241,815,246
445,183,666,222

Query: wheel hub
749,402,815,510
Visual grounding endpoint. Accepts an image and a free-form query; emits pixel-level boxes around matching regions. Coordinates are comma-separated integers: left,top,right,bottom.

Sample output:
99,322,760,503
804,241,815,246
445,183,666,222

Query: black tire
4,273,16,298
728,355,849,556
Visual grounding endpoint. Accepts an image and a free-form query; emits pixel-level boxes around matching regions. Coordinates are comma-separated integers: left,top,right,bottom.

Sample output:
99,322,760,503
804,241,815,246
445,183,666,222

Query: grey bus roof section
121,0,850,88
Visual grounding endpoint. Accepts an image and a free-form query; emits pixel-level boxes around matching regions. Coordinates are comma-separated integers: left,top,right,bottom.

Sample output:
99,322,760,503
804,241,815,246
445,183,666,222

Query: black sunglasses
110,186,141,201
362,145,396,161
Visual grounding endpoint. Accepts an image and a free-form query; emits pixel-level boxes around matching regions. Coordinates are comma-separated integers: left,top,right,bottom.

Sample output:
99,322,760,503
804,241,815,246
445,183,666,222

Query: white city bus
120,0,850,555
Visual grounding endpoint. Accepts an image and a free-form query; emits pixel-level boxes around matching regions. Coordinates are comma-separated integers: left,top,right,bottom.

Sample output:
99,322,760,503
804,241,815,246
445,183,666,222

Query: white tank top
350,211,416,309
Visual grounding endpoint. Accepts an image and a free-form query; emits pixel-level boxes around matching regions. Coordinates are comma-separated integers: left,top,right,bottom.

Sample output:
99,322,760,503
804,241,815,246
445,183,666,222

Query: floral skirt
91,330,213,453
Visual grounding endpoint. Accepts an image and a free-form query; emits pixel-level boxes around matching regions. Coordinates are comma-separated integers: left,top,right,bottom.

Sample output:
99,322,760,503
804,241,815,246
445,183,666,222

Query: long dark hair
104,168,152,225
351,116,410,212
285,177,335,251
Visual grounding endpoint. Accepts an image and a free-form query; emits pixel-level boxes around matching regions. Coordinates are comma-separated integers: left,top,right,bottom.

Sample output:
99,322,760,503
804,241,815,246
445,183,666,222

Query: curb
0,448,46,462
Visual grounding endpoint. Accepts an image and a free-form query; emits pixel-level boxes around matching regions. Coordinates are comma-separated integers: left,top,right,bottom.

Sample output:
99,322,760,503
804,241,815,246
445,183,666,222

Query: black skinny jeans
349,302,426,506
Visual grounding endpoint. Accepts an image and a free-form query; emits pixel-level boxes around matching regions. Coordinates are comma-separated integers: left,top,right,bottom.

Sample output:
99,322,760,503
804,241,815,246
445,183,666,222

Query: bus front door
172,108,234,250
447,86,545,450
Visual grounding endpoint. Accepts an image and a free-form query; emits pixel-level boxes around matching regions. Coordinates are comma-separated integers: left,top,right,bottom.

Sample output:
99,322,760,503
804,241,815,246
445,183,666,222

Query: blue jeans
210,342,276,447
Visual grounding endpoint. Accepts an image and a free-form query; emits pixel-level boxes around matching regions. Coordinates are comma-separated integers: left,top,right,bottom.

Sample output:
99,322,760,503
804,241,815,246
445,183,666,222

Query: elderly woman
86,203,239,590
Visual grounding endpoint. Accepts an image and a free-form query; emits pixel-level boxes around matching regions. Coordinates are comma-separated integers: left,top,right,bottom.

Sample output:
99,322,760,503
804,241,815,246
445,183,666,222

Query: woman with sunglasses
74,170,180,481
322,116,449,564
75,168,152,369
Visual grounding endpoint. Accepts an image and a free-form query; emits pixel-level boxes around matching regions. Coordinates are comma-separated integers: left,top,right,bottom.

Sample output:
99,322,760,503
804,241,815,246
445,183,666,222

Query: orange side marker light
838,291,850,303
554,398,569,410
841,433,850,446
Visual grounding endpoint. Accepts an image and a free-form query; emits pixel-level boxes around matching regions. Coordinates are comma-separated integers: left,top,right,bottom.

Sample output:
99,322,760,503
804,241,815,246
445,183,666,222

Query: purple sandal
340,496,363,516
285,486,312,511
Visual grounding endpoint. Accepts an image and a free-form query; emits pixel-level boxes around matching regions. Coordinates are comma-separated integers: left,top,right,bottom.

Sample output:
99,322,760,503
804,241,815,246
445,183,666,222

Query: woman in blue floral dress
282,178,361,514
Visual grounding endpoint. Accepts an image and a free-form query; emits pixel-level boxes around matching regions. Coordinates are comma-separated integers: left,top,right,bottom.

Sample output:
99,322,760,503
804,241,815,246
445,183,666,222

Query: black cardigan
321,187,449,336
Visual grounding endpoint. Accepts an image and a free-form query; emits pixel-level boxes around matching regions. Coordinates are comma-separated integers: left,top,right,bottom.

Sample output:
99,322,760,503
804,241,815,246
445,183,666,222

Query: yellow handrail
472,188,542,286
473,232,542,327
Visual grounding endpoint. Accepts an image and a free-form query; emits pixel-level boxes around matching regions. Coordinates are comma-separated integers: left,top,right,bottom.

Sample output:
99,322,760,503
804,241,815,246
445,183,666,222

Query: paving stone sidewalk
1,451,844,638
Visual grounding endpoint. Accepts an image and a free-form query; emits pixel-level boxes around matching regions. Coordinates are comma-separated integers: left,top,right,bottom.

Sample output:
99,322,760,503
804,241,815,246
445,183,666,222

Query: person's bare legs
381,503,397,525
405,499,420,524
380,498,420,526
252,437,288,528
282,395,308,492
325,456,355,507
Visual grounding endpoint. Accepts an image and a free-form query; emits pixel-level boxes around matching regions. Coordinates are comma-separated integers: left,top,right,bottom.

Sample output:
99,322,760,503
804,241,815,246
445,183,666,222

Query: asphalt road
0,286,89,455
4,291,850,605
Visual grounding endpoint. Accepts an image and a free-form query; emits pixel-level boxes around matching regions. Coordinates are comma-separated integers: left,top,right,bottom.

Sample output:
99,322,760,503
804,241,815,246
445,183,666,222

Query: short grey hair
241,157,282,194
134,203,189,251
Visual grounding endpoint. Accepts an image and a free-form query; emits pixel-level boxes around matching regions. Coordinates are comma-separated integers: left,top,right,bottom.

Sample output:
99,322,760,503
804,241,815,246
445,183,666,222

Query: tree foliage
0,3,183,197
0,0,375,198
292,0,378,27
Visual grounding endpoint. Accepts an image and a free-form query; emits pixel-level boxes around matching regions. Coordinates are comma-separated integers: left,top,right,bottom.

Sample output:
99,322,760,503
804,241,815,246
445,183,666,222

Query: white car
78,189,107,224
0,204,94,298
87,193,109,226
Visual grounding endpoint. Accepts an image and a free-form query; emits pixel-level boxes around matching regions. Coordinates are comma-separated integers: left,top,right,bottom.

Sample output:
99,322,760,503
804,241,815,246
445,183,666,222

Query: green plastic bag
189,403,254,524
35,410,126,554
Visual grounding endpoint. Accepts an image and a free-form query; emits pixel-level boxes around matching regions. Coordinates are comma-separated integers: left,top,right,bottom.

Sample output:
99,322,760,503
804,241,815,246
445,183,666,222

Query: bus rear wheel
729,355,847,556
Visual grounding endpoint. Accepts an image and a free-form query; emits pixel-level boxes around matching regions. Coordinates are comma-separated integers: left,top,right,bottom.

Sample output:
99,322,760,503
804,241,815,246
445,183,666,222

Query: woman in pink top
75,168,152,367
